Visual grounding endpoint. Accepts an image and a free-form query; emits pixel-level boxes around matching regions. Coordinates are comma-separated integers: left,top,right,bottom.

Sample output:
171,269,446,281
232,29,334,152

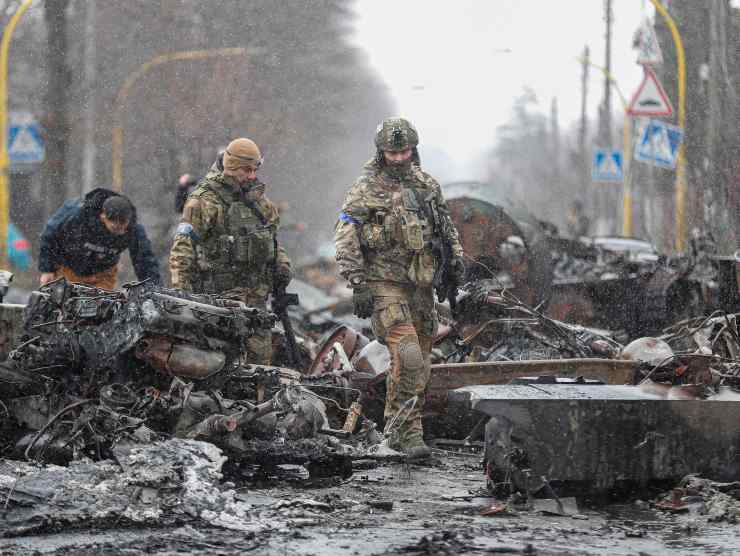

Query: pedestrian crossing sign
592,149,623,183
634,119,683,169
8,111,44,164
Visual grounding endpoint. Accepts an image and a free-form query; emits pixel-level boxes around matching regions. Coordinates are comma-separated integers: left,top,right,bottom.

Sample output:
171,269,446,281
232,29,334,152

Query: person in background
175,173,198,214
39,188,161,290
566,200,591,238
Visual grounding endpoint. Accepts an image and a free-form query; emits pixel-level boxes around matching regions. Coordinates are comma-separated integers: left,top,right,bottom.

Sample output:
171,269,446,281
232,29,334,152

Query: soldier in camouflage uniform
169,138,292,365
334,118,465,459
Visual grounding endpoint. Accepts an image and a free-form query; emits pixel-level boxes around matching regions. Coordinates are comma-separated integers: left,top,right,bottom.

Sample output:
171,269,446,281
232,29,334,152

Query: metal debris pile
1,274,738,528
625,312,740,387
546,236,719,337
550,236,660,283
440,280,622,362
0,438,351,537
0,279,378,478
653,474,740,523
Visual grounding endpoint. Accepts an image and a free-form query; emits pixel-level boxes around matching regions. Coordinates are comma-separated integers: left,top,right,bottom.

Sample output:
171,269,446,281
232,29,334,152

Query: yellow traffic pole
0,0,34,268
111,47,245,191
622,115,632,236
650,0,687,252
578,57,632,236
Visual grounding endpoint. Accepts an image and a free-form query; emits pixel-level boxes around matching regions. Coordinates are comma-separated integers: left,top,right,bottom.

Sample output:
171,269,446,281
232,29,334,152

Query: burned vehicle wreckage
0,279,378,478
0,233,738,543
443,181,720,338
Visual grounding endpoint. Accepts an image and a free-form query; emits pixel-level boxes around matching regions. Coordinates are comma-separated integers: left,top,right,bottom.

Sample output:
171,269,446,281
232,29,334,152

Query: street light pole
649,0,687,252
0,0,34,267
111,47,246,192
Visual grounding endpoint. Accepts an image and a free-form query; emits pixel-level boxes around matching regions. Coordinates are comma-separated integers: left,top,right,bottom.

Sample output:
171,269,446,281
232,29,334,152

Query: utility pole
42,0,70,218
717,0,740,248
579,45,589,198
550,97,560,184
596,0,613,234
81,0,96,194
706,0,733,253
599,0,613,149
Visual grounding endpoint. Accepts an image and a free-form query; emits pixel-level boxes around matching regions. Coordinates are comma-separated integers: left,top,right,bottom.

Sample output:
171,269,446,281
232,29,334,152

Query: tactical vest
359,175,437,285
195,183,276,294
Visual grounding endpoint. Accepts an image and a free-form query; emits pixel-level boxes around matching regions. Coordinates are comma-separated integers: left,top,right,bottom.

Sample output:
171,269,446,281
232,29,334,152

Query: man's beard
384,159,412,178
239,179,264,200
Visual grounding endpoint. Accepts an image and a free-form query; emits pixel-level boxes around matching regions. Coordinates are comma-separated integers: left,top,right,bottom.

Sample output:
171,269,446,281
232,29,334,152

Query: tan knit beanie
223,138,262,171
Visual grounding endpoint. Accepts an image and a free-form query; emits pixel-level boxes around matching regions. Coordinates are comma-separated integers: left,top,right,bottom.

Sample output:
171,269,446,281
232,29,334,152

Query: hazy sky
353,0,657,179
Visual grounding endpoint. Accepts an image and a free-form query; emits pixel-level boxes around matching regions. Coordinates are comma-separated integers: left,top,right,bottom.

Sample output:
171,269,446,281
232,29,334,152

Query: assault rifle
426,198,459,317
272,285,302,368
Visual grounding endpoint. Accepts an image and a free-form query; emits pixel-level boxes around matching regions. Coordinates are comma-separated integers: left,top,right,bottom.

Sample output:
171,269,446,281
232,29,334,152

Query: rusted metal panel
428,359,637,404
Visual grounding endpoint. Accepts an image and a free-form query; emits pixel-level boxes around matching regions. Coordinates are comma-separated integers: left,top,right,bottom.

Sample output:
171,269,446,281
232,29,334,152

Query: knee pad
397,335,424,372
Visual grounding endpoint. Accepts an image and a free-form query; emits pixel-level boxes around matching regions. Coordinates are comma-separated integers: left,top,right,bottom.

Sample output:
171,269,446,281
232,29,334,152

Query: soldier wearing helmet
334,117,465,459
169,137,292,365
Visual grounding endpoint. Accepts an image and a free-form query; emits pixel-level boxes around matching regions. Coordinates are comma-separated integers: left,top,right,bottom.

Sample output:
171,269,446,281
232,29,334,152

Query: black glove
451,256,466,285
352,283,374,319
274,265,292,290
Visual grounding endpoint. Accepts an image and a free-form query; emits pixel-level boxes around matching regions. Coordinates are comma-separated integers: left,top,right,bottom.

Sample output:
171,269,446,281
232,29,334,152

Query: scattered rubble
653,475,740,523
0,273,738,553
0,278,379,477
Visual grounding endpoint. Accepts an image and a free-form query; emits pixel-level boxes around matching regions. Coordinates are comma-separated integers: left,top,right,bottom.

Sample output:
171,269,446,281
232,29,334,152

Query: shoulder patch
339,211,361,225
174,222,199,242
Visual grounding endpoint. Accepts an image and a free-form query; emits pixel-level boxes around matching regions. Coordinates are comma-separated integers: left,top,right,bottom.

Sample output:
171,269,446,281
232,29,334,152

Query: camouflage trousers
368,282,437,450
222,286,272,366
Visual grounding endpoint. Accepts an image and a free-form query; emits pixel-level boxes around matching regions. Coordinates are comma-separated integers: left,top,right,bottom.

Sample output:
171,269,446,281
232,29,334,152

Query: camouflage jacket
169,170,291,299
334,159,463,286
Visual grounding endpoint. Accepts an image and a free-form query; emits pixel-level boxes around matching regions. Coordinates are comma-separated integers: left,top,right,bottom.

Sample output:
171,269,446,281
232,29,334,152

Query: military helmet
374,117,419,152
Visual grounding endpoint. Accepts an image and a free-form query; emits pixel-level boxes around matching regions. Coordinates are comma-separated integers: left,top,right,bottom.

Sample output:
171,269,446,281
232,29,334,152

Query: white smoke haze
353,0,648,181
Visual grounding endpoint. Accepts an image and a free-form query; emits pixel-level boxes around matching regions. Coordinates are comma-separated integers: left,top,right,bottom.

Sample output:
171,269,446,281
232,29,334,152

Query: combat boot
400,429,432,460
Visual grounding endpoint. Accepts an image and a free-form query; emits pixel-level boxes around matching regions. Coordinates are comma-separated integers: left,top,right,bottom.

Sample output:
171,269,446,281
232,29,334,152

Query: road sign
627,67,673,117
634,19,663,65
634,119,683,169
8,111,44,163
592,149,623,183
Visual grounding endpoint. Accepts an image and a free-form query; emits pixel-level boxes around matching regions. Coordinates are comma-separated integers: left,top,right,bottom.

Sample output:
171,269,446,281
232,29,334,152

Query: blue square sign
634,119,683,169
8,112,45,164
592,149,623,183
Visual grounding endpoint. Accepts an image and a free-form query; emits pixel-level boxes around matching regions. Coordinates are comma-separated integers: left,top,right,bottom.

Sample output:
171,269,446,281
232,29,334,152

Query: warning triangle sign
628,66,673,117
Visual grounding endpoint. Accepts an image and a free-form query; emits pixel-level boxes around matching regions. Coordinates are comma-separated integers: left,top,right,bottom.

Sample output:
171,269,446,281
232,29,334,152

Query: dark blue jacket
38,188,161,284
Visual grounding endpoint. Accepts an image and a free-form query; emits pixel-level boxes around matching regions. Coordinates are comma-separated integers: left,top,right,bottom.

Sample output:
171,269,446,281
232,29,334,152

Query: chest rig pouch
226,202,275,267
399,187,424,252
361,198,390,250
403,186,438,285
